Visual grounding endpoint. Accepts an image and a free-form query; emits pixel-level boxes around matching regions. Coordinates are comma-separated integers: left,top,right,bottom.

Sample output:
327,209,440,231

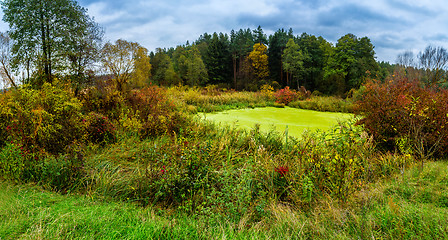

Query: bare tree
418,45,448,86
0,32,17,89
396,50,414,67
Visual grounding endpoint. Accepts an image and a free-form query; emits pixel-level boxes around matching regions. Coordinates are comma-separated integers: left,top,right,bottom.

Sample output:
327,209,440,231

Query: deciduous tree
151,48,180,86
2,0,100,85
418,45,448,86
101,39,151,92
324,34,378,94
248,43,269,84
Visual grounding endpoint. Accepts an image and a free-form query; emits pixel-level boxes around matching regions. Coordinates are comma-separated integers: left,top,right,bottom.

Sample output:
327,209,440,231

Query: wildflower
275,166,289,177
160,165,166,174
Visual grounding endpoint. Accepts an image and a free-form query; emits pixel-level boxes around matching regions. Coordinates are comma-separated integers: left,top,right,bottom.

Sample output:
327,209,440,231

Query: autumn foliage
126,85,187,137
0,83,84,154
248,43,269,81
274,86,299,105
355,75,448,157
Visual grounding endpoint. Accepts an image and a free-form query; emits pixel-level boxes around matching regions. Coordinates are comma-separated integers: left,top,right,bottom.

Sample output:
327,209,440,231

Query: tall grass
289,96,354,113
167,85,275,112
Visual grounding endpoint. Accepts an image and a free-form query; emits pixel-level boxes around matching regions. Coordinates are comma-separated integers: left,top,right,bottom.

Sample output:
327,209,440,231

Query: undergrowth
2,160,448,239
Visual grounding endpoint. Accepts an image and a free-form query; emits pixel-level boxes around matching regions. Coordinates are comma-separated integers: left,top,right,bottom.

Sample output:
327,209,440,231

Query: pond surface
203,107,353,137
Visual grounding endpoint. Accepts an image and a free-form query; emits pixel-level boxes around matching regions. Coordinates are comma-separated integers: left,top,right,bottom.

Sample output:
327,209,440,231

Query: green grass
2,160,448,239
0,182,205,239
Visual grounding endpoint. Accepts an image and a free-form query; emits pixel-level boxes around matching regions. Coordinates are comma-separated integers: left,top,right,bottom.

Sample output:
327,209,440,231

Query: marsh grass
47,118,412,225
167,86,275,113
289,96,354,113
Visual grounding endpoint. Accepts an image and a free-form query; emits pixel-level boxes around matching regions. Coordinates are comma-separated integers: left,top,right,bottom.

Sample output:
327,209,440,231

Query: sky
1,0,448,63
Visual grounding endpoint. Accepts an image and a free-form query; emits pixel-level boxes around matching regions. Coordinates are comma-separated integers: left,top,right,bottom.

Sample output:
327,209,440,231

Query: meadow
1,77,448,239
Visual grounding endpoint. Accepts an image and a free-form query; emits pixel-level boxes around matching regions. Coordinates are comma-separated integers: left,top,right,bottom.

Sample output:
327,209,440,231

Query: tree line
1,0,446,95
150,28,381,95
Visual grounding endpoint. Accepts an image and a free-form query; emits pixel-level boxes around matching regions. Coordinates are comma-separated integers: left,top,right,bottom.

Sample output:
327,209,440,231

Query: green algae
204,107,353,138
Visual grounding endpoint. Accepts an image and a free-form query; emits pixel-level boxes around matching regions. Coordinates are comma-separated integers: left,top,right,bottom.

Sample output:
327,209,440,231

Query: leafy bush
85,112,116,144
274,86,299,105
79,82,124,120
126,86,188,137
0,83,84,154
168,86,273,113
260,84,275,99
355,75,448,158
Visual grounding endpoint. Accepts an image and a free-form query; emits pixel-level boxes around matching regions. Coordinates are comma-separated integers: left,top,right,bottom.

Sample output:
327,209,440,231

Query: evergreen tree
268,28,293,86
204,33,232,85
230,28,254,89
296,33,329,91
253,26,268,45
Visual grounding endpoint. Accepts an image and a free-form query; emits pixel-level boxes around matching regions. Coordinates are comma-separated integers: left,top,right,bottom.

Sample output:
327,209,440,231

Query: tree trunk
41,11,49,81
233,57,237,89
46,19,52,83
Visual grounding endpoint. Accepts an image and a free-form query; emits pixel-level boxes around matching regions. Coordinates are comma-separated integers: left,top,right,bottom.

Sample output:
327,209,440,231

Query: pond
203,107,353,138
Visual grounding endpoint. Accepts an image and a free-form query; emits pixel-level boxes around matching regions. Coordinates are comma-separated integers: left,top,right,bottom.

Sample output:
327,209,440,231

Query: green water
203,107,353,137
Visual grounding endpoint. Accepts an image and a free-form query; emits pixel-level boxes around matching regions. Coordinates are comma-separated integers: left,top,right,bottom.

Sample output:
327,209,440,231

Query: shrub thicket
0,83,84,154
289,96,354,113
355,75,448,158
126,86,188,137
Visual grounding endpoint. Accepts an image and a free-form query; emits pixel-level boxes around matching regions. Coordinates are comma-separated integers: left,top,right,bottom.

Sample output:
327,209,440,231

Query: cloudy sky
2,0,448,63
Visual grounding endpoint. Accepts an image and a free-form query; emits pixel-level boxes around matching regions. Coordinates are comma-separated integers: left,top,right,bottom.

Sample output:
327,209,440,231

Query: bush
84,112,116,144
0,83,84,154
126,86,188,137
355,75,448,158
79,80,124,120
274,86,299,105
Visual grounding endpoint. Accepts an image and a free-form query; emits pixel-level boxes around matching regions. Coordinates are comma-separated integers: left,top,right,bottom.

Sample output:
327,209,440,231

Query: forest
1,0,448,239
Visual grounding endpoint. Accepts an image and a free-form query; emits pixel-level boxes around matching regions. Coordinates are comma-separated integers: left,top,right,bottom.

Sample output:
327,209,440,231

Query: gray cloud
2,0,448,63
